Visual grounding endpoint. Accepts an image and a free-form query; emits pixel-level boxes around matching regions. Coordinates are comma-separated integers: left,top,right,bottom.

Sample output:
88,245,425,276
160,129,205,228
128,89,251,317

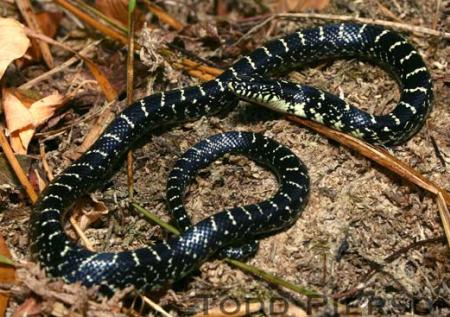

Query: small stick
35,99,114,139
127,1,137,199
39,142,54,181
276,13,450,38
432,0,442,30
166,42,221,68
229,15,276,48
383,236,445,263
231,12,450,40
179,58,223,76
333,236,445,300
140,295,173,317
375,0,403,23
15,0,54,68
430,135,446,167
72,107,115,160
437,192,450,247
69,216,95,251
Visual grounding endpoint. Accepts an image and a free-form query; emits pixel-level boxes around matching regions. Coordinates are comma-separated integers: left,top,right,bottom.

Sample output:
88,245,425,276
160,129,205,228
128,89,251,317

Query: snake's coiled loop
30,23,432,295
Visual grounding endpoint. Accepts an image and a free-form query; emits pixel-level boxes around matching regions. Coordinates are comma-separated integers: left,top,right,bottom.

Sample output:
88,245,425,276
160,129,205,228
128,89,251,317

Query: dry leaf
3,91,34,132
72,195,109,231
84,60,118,101
2,89,69,153
95,0,129,25
0,18,30,80
35,11,63,39
29,94,69,126
95,0,144,29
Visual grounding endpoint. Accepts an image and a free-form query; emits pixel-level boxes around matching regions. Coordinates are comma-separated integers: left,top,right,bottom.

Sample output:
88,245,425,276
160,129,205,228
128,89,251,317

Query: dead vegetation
0,0,449,316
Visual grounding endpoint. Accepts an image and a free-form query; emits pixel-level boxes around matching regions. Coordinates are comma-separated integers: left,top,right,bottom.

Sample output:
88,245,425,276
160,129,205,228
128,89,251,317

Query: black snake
30,23,433,295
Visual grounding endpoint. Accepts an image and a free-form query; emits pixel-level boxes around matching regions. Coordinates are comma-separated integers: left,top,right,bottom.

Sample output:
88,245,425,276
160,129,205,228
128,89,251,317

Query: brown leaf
2,90,34,133
0,18,30,80
10,129,33,155
95,0,129,26
35,11,63,39
72,196,109,231
3,89,69,153
95,0,145,30
29,94,69,126
84,60,118,101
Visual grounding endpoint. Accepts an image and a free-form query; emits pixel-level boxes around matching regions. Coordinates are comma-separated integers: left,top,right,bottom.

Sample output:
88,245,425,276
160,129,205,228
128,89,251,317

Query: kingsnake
30,23,432,295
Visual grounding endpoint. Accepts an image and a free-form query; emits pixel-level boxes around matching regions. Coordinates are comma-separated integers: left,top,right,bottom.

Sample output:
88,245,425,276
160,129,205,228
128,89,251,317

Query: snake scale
30,23,432,295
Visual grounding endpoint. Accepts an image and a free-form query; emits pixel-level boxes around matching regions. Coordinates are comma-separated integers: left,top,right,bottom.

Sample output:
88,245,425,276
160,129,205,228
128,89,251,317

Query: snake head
228,75,301,113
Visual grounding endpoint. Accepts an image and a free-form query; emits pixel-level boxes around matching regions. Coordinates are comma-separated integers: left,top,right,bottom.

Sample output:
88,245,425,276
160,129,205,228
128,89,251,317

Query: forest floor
1,0,449,316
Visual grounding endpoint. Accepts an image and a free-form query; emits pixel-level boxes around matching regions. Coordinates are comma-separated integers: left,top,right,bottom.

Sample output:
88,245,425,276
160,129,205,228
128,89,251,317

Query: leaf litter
0,0,449,316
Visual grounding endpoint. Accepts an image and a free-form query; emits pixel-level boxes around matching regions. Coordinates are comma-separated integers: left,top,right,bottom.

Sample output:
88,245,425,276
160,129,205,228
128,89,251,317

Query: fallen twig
15,0,54,68
437,192,450,246
374,0,403,23
69,216,95,251
432,0,442,30
140,295,173,317
127,0,137,199
276,12,450,38
39,142,54,181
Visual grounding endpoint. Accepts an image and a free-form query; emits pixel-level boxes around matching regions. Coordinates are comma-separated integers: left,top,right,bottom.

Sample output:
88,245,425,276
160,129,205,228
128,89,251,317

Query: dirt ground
1,0,449,316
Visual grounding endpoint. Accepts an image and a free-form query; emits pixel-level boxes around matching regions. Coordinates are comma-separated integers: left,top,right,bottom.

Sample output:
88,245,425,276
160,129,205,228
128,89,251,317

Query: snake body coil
30,23,432,295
